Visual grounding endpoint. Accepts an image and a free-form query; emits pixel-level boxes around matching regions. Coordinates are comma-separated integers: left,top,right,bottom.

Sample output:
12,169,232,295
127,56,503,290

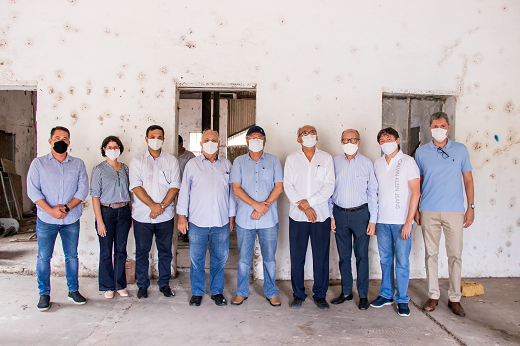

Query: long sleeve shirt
329,153,379,223
177,155,237,228
283,148,335,222
27,153,89,225
129,150,181,223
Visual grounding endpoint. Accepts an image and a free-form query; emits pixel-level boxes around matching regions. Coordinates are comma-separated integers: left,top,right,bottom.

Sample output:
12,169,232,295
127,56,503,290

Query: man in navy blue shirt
415,112,474,317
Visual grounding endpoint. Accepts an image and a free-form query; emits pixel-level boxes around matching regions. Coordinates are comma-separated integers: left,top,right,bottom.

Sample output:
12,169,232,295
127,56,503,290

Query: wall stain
490,198,496,205
516,218,520,227
56,70,64,78
82,200,89,210
160,67,168,75
55,92,64,102
474,82,480,89
25,38,33,47
185,41,196,49
156,90,164,98
68,87,74,95
117,72,124,79
137,72,147,82
473,53,483,64
439,38,461,65
504,100,515,114
81,103,89,111
104,87,110,96
487,103,494,111
456,54,468,95
510,197,516,208
513,158,519,165
473,142,482,151
49,87,55,94
506,241,512,247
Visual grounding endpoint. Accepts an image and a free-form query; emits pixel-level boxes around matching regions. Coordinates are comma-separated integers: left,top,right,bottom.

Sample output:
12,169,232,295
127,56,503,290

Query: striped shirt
27,153,89,225
329,153,379,223
90,161,131,204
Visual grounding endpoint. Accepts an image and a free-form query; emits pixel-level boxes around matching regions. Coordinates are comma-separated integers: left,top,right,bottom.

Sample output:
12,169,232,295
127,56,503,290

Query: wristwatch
469,204,475,209
64,204,70,213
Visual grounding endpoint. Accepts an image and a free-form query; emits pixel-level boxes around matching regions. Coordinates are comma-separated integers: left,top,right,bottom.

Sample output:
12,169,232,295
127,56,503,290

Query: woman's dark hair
101,135,124,157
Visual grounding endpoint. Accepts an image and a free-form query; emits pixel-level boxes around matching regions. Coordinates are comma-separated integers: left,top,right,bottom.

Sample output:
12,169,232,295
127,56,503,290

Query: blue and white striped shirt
329,153,379,223
90,161,131,204
27,153,89,225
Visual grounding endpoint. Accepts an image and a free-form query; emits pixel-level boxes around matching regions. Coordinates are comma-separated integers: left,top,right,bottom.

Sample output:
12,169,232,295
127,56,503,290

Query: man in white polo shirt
370,127,421,317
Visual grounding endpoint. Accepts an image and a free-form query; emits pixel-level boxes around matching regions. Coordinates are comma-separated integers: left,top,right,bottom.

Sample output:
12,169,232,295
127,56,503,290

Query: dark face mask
53,140,68,154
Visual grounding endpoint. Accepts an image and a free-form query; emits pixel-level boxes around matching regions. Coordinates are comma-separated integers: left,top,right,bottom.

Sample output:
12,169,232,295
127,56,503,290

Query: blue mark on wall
495,135,499,142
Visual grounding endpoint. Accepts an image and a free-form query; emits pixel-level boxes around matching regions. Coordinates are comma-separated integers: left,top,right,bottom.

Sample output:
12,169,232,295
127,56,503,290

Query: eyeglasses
437,147,449,159
342,138,359,144
299,130,317,137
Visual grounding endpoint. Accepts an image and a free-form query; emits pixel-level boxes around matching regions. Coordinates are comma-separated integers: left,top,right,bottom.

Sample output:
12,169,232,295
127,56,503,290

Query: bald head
201,129,219,142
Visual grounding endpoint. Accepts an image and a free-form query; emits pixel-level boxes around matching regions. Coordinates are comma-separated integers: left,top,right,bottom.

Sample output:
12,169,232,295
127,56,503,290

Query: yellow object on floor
461,280,485,297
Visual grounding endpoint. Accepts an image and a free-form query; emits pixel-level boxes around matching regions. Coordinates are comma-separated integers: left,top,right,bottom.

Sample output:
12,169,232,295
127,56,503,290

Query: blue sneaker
370,295,394,308
397,303,410,316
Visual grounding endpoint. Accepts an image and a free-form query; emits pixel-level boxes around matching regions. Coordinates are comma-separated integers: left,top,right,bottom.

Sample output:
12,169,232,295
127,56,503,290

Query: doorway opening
175,87,256,272
0,89,38,261
382,92,456,157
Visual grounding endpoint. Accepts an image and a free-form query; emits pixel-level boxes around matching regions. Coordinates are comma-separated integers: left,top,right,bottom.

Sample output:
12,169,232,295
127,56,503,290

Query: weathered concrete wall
0,1,518,279
0,90,36,212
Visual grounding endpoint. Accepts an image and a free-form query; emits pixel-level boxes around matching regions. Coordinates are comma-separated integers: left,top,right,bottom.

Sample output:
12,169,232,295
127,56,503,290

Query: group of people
27,111,474,319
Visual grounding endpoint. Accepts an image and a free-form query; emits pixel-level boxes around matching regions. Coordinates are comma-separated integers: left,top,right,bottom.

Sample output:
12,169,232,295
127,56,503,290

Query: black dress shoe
189,295,203,306
37,295,50,311
137,287,148,299
314,298,330,311
211,294,227,306
359,298,369,310
159,285,175,297
331,292,353,305
290,297,304,309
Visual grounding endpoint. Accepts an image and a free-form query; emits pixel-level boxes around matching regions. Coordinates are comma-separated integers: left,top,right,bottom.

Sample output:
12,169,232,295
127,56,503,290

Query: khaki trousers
421,210,464,302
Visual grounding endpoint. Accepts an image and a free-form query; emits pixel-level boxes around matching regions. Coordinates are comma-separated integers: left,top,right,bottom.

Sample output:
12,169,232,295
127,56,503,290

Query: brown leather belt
333,203,368,212
101,202,129,209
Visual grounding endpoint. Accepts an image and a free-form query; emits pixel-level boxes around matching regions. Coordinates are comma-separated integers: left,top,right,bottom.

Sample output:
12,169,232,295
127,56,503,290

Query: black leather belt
333,203,368,212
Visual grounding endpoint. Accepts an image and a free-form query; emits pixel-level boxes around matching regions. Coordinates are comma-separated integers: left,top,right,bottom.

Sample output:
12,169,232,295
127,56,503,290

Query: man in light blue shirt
329,129,378,311
177,129,237,307
27,126,89,311
229,126,284,307
414,112,474,317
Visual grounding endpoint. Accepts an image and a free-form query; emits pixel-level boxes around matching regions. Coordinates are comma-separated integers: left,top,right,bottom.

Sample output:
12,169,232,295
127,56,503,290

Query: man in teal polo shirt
229,126,284,307
414,112,474,317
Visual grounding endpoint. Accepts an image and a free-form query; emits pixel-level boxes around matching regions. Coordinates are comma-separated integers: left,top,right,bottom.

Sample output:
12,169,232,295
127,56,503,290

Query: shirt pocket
221,172,230,185
315,166,327,183
159,170,171,187
260,168,273,181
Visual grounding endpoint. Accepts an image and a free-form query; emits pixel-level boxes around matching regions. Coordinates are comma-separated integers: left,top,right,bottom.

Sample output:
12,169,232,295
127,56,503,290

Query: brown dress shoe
423,298,439,311
231,295,247,306
448,301,466,317
266,296,281,307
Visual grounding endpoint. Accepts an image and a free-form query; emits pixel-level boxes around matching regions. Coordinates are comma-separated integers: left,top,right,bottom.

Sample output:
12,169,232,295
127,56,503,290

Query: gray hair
341,129,360,139
297,125,317,137
202,129,219,138
430,112,450,125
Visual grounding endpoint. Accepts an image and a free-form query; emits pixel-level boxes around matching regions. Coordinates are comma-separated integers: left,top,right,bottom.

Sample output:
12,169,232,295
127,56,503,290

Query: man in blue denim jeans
370,128,421,316
177,129,237,307
27,126,89,311
229,126,284,307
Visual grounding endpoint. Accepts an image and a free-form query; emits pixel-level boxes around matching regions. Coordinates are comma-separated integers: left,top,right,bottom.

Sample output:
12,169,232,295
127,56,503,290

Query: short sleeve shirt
415,139,472,212
229,152,283,229
374,151,420,224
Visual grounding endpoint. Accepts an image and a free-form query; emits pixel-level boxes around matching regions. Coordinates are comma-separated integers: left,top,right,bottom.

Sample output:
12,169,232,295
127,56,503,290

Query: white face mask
342,143,358,156
202,141,219,155
431,128,448,142
147,138,163,151
301,134,317,148
248,138,264,153
105,149,120,161
380,141,398,156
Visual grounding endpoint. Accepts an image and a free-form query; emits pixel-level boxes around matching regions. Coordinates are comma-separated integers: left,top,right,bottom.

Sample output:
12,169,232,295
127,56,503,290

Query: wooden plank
202,92,211,131
0,158,17,175
9,173,23,220
213,92,220,131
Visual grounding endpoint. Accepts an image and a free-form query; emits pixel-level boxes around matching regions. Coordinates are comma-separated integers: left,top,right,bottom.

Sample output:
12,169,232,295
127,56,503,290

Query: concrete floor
0,271,519,345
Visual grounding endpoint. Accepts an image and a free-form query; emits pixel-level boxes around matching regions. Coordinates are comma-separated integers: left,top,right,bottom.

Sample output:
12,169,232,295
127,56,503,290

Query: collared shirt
129,150,181,223
283,148,335,222
374,151,420,224
178,149,196,181
177,155,237,228
415,139,472,212
90,161,131,204
27,153,89,225
329,153,379,223
230,152,283,229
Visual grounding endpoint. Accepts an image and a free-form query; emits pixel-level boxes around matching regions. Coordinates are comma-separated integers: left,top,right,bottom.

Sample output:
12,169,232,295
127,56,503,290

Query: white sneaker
104,291,114,299
117,289,129,297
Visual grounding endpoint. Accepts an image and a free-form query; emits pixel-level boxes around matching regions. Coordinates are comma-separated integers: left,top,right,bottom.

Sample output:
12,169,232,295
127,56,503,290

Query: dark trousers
96,205,132,291
289,217,331,301
333,204,370,298
133,218,174,288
